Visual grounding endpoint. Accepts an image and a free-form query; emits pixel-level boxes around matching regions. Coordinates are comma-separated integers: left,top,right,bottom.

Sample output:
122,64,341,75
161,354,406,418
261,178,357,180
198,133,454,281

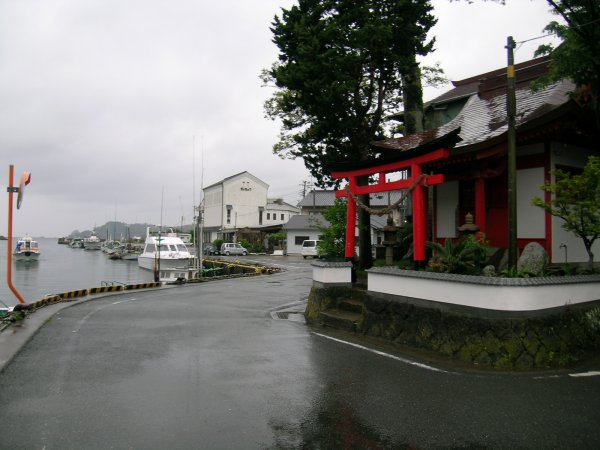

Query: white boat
13,235,40,262
137,228,194,271
83,231,102,250
69,238,84,248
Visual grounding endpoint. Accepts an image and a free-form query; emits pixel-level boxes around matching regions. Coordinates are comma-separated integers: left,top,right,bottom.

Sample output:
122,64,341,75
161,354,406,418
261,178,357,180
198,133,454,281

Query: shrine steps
317,291,366,332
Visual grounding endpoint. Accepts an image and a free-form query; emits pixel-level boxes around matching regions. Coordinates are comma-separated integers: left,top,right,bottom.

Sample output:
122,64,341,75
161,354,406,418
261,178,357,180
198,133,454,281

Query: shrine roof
373,54,580,158
373,78,575,155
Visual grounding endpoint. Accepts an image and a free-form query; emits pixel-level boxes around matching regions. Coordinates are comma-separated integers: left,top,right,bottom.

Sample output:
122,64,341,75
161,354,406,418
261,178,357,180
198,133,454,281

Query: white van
301,240,320,258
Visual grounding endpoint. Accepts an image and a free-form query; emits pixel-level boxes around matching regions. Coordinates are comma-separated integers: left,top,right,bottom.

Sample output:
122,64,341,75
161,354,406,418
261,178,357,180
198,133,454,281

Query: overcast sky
0,0,561,238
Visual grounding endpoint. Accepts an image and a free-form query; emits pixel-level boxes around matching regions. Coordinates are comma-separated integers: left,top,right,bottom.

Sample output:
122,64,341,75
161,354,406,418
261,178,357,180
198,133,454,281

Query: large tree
534,0,600,128
264,0,436,269
456,0,600,126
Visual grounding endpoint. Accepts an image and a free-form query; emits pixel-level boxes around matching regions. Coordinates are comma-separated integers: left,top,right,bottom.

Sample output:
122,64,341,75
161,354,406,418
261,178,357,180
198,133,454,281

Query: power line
515,17,600,47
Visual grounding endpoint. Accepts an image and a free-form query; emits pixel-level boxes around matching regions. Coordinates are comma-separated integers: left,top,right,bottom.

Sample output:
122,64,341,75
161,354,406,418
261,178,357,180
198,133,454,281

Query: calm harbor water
0,238,155,307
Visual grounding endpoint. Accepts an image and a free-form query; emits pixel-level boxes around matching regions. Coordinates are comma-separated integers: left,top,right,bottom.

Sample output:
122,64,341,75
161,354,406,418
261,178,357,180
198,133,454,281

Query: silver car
220,243,248,256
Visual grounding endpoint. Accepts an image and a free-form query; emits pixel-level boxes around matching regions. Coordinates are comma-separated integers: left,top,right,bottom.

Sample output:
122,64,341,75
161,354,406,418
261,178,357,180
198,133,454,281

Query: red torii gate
330,148,450,263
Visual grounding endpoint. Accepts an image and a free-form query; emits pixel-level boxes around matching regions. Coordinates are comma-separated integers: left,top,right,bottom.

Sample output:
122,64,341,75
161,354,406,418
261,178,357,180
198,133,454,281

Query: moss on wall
306,286,600,370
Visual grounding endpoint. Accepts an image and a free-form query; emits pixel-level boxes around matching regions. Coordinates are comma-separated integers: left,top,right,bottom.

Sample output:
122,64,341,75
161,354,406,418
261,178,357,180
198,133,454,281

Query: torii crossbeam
330,148,450,263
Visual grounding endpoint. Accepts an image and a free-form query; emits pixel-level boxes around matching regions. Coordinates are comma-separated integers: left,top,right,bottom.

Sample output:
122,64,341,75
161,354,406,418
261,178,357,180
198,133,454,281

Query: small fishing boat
13,235,40,262
107,243,142,261
101,240,121,253
83,231,102,251
69,238,85,249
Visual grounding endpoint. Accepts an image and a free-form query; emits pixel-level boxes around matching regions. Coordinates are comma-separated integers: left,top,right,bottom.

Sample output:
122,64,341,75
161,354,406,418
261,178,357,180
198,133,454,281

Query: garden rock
517,242,548,276
482,265,496,277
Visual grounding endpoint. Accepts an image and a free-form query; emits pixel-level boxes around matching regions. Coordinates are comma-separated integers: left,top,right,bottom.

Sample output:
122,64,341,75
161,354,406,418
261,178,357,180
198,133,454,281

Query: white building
201,171,299,243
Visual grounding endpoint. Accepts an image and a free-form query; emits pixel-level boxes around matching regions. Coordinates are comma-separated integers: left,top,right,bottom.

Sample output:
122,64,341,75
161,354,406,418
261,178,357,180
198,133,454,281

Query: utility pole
506,36,518,268
299,180,312,198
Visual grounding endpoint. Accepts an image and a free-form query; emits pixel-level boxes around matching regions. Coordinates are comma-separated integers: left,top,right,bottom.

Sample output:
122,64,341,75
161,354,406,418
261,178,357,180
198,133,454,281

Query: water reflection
268,398,400,450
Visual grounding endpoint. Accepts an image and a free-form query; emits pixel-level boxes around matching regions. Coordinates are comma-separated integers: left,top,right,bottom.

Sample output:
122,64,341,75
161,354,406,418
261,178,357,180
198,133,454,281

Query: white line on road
313,332,449,373
569,371,600,378
72,297,137,333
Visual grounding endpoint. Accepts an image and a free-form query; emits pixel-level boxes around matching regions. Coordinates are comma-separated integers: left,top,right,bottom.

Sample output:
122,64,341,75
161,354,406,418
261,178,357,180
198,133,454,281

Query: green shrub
426,234,490,275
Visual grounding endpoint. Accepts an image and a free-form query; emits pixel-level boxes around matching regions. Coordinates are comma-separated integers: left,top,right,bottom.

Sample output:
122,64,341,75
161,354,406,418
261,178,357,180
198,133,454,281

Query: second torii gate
330,148,450,263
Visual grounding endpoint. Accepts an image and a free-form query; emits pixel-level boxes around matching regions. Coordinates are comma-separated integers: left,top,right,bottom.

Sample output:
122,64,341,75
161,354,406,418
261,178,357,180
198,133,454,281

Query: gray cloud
0,0,558,237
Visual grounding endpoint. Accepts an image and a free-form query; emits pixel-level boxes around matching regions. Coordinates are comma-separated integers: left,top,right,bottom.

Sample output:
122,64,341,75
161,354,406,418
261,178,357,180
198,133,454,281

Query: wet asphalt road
0,256,599,449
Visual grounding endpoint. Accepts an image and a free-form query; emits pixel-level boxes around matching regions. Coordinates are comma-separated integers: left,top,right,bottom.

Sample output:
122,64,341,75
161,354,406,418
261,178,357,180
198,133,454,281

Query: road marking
569,371,600,378
313,332,448,373
72,297,137,333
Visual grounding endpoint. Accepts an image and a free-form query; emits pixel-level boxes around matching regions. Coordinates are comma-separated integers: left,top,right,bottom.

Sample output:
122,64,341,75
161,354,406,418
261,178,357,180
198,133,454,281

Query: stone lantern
458,212,480,236
382,216,398,266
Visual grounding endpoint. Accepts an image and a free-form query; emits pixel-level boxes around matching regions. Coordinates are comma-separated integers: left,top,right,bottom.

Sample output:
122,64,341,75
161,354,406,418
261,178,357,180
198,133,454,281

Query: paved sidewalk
0,302,74,372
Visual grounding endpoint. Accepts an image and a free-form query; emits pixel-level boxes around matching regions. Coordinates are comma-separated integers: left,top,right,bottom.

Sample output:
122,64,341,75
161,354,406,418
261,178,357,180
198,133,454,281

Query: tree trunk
585,244,595,272
401,54,425,134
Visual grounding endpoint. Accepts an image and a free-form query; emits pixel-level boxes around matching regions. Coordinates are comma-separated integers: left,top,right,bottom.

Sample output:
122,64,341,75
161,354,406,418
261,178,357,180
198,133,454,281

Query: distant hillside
68,222,194,240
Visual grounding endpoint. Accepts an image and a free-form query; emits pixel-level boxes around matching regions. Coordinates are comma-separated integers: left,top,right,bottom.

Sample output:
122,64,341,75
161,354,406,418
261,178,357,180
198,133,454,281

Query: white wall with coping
312,261,352,285
368,268,600,312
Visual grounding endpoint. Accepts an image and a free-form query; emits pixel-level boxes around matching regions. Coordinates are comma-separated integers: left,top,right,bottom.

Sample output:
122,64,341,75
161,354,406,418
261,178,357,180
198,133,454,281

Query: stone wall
306,285,600,370
362,293,600,369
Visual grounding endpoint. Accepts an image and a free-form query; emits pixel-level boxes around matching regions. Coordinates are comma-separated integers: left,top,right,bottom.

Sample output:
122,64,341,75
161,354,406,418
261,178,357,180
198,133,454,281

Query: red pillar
345,178,357,259
412,165,426,262
475,178,486,234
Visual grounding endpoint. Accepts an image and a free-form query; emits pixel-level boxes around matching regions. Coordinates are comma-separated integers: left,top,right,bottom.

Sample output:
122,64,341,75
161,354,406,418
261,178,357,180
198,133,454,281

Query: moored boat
13,235,40,262
69,238,85,249
83,231,102,250
107,243,142,260
137,227,194,272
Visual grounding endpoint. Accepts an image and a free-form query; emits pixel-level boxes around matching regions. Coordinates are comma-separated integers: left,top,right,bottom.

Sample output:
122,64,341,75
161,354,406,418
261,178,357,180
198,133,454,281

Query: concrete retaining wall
306,269,600,370
311,260,353,287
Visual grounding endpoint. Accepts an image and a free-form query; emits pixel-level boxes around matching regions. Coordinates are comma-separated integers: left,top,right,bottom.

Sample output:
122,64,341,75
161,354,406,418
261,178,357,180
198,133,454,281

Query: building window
259,210,263,225
226,208,232,224
281,214,284,220
267,213,270,220
295,236,309,245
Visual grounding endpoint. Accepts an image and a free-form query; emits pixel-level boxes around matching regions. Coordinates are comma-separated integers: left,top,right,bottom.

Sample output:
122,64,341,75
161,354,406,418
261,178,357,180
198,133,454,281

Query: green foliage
532,155,600,270
265,0,437,185
426,234,490,274
265,1,437,270
317,198,348,258
545,263,580,276
533,0,600,127
213,239,223,251
267,232,287,242
585,307,600,332
240,239,264,253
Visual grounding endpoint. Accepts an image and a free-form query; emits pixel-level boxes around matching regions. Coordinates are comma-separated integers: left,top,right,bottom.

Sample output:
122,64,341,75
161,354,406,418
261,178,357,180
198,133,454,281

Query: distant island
0,236,6,240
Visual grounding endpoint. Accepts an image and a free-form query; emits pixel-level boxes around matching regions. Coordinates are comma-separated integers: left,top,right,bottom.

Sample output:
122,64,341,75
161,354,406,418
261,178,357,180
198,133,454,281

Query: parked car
203,244,219,255
220,242,248,256
301,239,321,258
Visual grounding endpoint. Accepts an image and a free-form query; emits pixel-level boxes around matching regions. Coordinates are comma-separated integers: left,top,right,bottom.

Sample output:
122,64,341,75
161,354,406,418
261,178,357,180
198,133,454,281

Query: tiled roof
298,190,337,207
375,56,576,155
373,79,574,154
299,190,409,207
283,214,330,230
